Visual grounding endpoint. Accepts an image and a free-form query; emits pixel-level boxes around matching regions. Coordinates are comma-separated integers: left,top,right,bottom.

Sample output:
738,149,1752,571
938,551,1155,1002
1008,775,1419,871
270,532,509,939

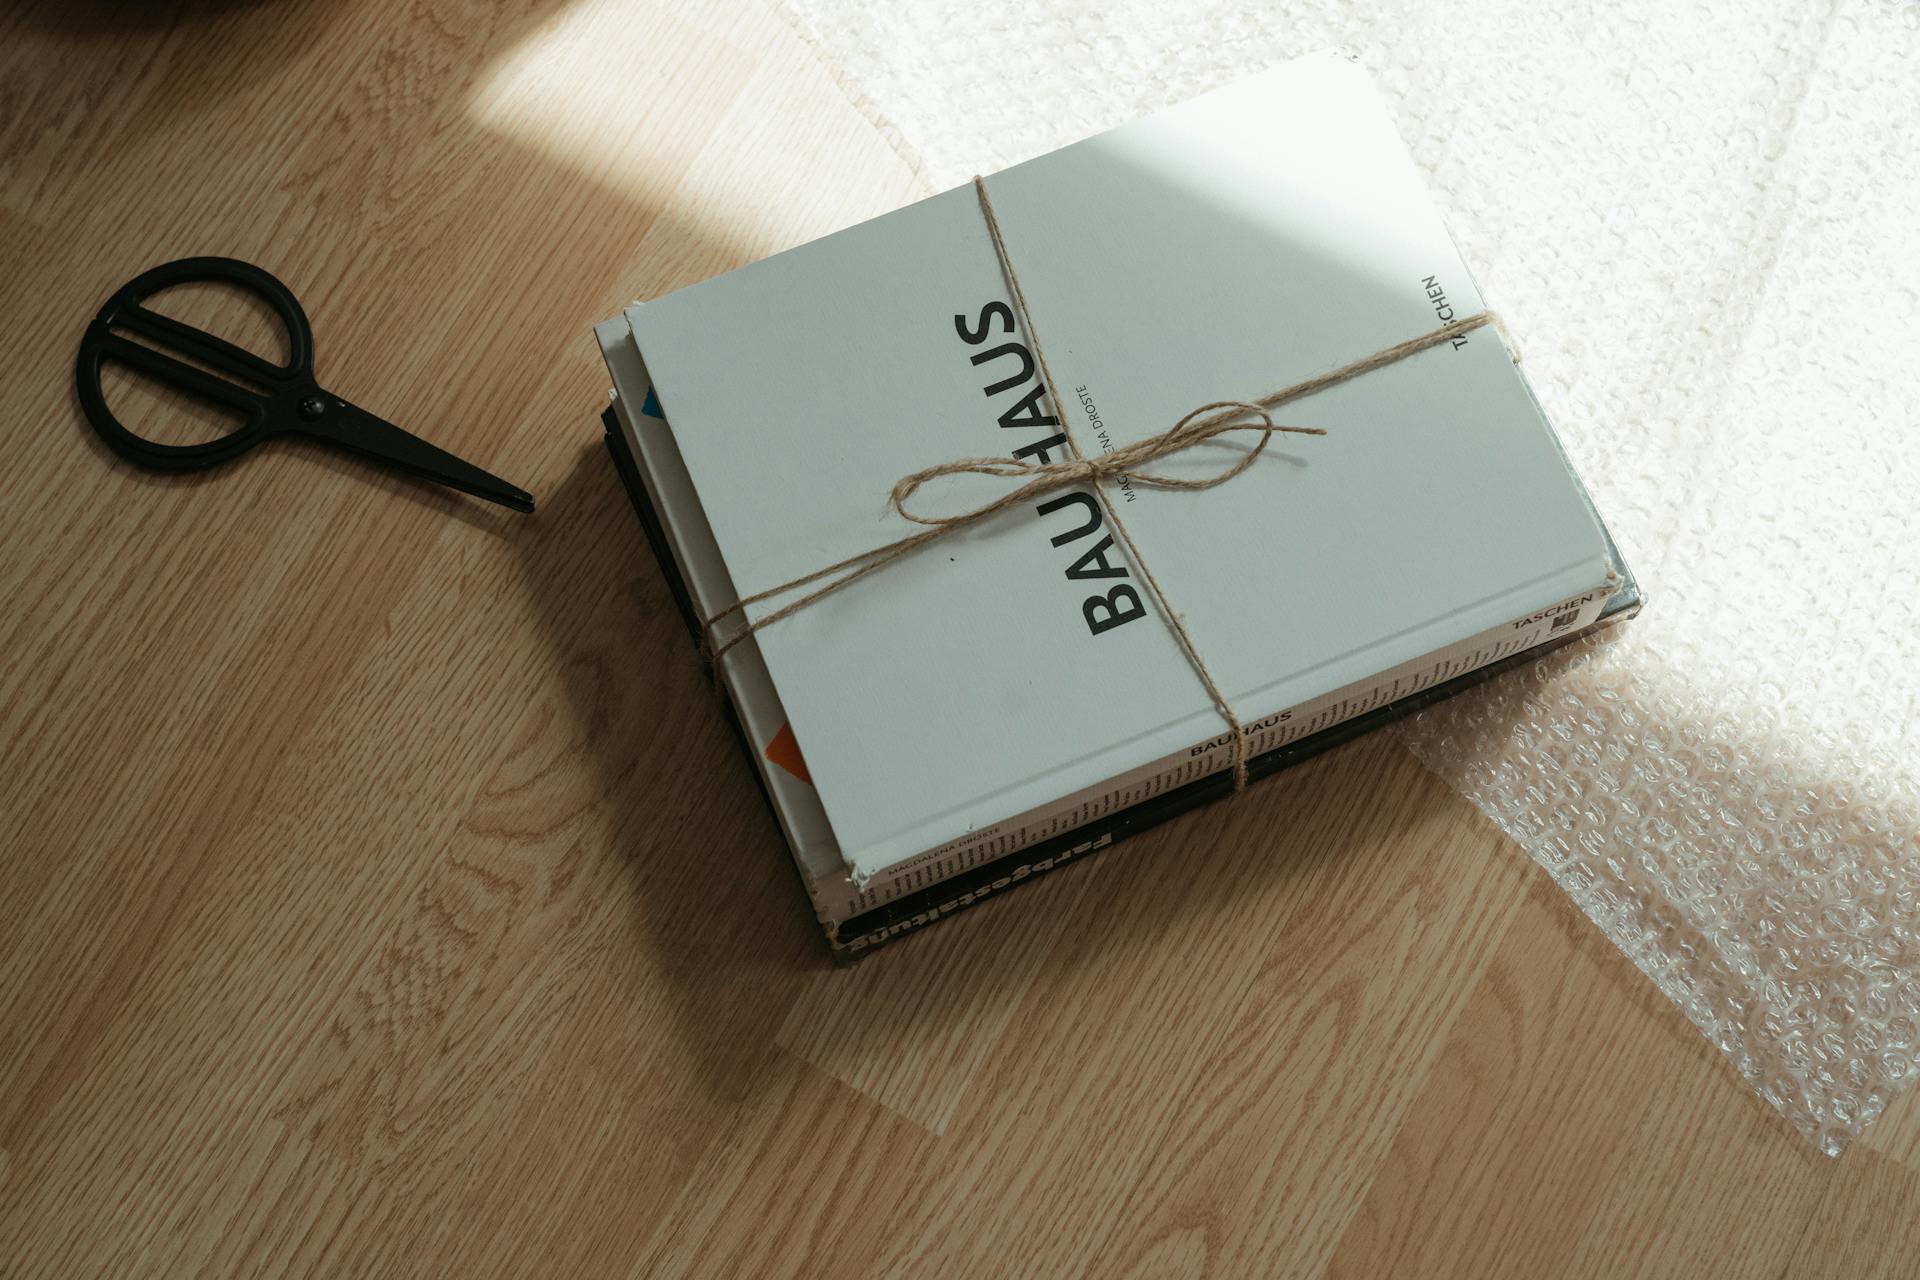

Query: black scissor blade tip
491,484,535,514
456,468,535,512
318,399,536,514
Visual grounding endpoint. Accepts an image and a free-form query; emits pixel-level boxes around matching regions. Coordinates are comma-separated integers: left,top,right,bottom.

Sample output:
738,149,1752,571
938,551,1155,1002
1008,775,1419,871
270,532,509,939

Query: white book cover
625,52,1614,881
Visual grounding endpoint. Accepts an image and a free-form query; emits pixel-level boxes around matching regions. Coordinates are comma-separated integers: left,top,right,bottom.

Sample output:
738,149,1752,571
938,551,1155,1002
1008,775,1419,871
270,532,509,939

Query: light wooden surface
3,2,1917,1276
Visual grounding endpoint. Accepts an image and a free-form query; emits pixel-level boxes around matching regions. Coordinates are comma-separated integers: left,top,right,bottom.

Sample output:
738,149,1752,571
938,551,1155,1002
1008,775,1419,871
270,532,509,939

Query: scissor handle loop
74,257,317,472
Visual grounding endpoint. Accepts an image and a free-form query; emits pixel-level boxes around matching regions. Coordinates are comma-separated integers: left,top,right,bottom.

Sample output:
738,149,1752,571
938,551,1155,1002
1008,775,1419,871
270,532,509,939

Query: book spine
845,579,1615,901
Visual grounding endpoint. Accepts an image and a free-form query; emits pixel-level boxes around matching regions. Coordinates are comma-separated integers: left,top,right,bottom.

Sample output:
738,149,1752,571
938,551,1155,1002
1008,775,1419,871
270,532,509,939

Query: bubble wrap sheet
773,0,1920,1153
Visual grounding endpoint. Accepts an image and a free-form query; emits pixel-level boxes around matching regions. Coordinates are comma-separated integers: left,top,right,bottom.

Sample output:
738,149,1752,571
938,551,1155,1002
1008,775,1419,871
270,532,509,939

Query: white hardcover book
597,326,1626,956
598,51,1625,911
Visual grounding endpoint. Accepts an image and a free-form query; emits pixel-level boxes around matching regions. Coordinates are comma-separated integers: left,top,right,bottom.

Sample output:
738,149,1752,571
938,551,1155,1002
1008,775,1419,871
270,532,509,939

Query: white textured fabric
774,0,1920,1153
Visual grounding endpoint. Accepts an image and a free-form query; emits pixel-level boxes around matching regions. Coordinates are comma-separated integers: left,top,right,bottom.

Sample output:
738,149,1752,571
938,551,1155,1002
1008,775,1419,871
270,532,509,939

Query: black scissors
75,257,534,513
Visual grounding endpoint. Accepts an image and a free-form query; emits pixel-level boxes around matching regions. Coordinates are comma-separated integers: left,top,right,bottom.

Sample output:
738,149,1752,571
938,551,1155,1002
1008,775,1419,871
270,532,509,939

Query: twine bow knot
889,400,1325,531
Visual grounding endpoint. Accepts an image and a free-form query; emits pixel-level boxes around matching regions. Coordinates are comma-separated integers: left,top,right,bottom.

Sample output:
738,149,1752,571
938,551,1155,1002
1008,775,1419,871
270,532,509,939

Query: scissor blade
308,398,534,513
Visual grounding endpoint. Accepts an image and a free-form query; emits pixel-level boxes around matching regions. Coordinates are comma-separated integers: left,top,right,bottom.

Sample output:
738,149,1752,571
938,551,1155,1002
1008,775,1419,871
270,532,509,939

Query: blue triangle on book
640,386,664,419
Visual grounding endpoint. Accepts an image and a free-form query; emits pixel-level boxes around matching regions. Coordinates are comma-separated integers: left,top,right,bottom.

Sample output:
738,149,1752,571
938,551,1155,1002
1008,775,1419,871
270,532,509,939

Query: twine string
703,172,1503,790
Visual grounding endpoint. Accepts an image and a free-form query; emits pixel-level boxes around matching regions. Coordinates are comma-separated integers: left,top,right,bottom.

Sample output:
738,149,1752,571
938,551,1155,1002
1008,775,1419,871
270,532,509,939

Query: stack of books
593,52,1640,958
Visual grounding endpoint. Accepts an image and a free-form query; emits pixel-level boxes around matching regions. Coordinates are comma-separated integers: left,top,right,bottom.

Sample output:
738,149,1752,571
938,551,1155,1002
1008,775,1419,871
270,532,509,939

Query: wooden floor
4,1,1919,1275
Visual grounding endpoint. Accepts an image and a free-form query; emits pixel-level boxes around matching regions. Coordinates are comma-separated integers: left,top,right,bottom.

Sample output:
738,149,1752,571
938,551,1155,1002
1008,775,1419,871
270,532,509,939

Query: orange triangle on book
764,720,812,785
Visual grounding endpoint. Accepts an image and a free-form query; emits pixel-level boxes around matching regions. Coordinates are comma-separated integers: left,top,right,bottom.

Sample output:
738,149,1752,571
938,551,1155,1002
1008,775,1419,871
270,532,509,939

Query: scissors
75,256,534,513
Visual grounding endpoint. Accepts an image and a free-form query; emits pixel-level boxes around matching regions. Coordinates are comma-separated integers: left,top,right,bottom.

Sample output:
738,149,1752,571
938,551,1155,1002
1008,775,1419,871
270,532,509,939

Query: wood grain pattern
1,1,1912,1276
